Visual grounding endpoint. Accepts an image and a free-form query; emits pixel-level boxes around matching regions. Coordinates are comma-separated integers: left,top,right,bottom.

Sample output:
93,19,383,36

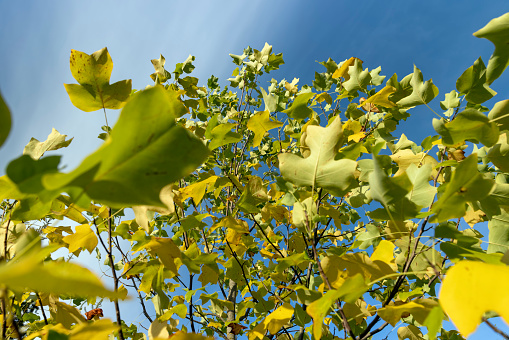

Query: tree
1,11,509,340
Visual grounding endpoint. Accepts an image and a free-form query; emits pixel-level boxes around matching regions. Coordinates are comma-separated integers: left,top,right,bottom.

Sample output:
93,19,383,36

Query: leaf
278,117,358,196
261,87,277,113
440,90,460,117
249,302,293,340
343,58,371,93
359,85,397,108
180,176,219,205
405,163,437,208
431,154,494,222
282,92,315,120
150,54,171,83
168,331,214,340
397,65,438,108
488,99,509,130
378,299,438,326
439,260,509,337
64,48,131,112
488,210,509,254
397,325,424,340
456,57,497,104
433,109,499,147
68,319,118,340
423,306,444,340
238,176,268,213
43,86,209,207
0,254,117,298
49,300,87,328
62,224,98,254
0,90,11,148
473,13,509,84
23,128,73,160
142,237,182,276
306,274,369,340
332,57,359,79
247,110,283,147
208,123,242,150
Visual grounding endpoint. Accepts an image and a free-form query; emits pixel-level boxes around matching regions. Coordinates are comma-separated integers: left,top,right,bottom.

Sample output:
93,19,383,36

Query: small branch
36,292,48,325
483,317,509,340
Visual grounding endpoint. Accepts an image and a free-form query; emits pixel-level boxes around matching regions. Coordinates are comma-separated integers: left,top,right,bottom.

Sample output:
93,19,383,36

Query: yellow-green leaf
440,260,509,337
247,110,283,147
64,48,131,112
332,57,359,79
249,303,293,340
358,85,397,108
180,176,219,204
142,237,182,276
62,224,98,254
23,128,73,160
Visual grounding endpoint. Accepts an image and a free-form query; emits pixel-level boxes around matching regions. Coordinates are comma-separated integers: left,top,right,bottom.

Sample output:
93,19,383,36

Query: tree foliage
2,12,509,340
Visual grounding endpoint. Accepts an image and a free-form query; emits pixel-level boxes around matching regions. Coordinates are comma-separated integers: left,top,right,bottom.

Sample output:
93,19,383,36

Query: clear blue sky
1,1,509,338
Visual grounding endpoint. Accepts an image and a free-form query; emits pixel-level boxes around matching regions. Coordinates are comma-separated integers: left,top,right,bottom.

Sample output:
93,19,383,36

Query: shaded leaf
0,90,11,148
282,92,315,120
247,110,283,147
455,57,497,104
208,123,242,150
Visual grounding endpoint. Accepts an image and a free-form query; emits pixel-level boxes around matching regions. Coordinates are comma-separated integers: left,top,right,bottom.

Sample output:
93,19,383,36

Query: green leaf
0,90,11,148
456,57,497,104
488,99,509,130
247,110,283,147
278,117,358,196
0,253,117,298
405,164,437,208
423,306,444,340
431,154,494,222
432,109,499,147
23,128,73,160
440,90,460,117
397,65,438,108
64,48,131,112
488,210,509,254
397,325,423,340
282,92,315,120
44,86,209,207
208,123,242,150
473,13,509,84
488,133,509,172
343,58,371,93
378,299,438,326
261,87,278,113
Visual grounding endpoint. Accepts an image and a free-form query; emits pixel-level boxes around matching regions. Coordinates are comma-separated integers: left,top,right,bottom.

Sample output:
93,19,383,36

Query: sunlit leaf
456,57,497,104
62,224,98,254
44,86,209,207
343,58,371,93
208,123,242,150
359,85,397,108
247,110,283,147
279,117,358,196
473,13,509,84
282,92,315,120
397,65,438,108
249,302,294,339
440,260,509,337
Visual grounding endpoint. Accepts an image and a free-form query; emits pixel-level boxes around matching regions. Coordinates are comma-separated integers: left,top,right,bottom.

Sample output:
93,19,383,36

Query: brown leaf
229,323,247,335
85,308,104,320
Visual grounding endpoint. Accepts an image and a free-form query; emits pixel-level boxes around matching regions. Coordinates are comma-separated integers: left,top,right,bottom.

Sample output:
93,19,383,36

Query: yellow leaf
315,93,332,105
247,110,283,147
169,331,214,340
332,57,361,79
49,299,86,328
440,260,509,337
70,319,119,340
378,299,438,326
357,85,397,109
390,149,438,176
371,240,397,270
62,224,98,254
249,303,294,340
180,176,219,205
348,132,365,142
143,237,182,276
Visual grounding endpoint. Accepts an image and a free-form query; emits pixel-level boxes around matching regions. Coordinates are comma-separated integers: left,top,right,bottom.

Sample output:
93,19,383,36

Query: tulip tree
2,12,509,340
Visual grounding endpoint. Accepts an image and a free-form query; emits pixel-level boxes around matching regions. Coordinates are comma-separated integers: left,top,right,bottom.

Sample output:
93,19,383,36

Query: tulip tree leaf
343,58,371,93
456,57,497,104
208,123,242,150
440,90,460,117
359,85,397,109
488,99,509,130
0,253,117,298
432,109,499,147
247,110,283,147
397,65,438,108
282,92,315,120
249,303,294,340
440,260,509,338
0,90,11,148
62,224,98,254
23,128,73,160
150,54,171,83
43,86,209,207
64,47,132,112
238,176,268,213
487,209,509,254
473,13,509,84
488,133,509,172
278,117,358,196
431,154,494,222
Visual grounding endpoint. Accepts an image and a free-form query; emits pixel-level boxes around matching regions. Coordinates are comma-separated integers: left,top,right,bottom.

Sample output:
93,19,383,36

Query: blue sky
1,1,509,339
